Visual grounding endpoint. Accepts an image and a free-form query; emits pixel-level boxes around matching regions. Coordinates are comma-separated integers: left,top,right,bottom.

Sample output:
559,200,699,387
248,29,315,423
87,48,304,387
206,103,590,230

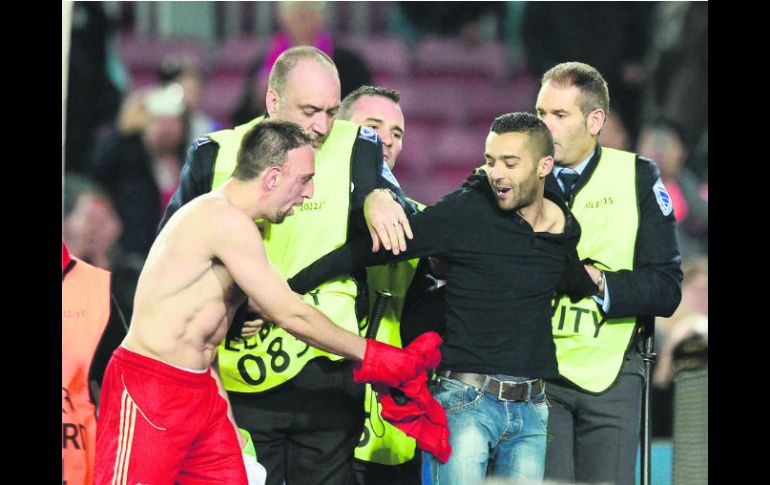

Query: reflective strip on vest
213,119,361,392
62,259,111,485
551,148,639,393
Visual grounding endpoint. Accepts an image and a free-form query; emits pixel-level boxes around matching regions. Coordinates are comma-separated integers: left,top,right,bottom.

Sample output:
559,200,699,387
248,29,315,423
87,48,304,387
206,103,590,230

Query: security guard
535,62,682,484
158,47,413,485
62,241,127,485
335,85,448,485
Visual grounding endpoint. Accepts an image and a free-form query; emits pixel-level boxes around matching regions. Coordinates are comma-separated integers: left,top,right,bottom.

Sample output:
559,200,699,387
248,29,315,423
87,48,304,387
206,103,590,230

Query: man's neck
517,187,565,234
560,141,597,170
219,179,268,221
516,191,546,230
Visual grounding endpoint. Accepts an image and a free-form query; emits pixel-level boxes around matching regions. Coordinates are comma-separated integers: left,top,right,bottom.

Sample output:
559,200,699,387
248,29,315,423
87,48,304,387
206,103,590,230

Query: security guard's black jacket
289,174,583,378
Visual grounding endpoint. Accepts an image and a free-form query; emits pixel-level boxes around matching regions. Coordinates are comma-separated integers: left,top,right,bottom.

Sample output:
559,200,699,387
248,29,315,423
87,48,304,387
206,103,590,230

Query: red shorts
95,346,247,485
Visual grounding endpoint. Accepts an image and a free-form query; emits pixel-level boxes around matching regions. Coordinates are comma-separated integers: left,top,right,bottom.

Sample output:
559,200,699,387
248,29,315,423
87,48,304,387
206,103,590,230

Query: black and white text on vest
556,305,606,337
62,422,88,450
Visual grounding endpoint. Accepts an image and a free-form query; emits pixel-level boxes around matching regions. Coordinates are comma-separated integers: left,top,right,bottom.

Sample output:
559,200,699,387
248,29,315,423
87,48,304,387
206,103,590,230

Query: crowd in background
63,0,707,447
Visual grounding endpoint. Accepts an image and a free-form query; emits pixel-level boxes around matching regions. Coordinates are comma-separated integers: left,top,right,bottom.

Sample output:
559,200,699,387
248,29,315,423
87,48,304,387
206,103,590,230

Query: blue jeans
423,375,549,485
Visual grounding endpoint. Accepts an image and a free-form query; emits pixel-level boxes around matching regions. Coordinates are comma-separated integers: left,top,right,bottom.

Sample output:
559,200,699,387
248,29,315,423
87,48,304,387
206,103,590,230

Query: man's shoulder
597,146,660,188
172,193,252,238
187,136,220,170
430,173,487,212
635,155,662,182
192,136,216,149
330,119,380,146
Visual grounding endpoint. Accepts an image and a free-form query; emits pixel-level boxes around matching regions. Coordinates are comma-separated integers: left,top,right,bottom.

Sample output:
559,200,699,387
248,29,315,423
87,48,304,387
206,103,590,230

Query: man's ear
539,155,555,178
263,166,282,191
266,88,281,118
587,108,606,137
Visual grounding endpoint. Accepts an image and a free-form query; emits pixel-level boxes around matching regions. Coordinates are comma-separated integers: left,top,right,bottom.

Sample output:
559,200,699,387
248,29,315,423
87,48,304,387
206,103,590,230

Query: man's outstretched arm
289,199,455,294
210,206,442,388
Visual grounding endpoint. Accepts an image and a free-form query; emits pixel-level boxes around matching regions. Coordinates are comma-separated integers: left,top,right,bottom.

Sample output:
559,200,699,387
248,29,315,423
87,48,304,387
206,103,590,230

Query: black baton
365,290,392,340
365,290,412,405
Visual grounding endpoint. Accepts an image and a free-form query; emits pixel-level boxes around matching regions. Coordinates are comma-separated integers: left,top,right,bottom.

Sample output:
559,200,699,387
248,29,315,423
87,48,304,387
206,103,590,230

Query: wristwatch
376,187,399,202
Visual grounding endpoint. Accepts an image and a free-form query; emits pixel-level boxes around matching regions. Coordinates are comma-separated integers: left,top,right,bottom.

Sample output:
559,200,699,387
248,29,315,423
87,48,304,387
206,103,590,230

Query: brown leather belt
437,370,544,402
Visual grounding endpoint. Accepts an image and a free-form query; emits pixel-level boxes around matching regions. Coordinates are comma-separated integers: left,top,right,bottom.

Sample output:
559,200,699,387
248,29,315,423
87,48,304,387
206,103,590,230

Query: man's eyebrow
484,153,521,160
363,117,404,134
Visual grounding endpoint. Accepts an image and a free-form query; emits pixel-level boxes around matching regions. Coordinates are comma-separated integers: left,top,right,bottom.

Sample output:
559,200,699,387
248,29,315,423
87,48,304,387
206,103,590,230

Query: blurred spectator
115,87,152,136
598,111,630,150
65,2,124,175
521,2,652,142
63,175,122,271
62,240,128,485
690,129,708,184
651,257,708,437
654,257,708,384
63,174,143,324
231,1,372,126
644,2,708,159
89,84,187,262
398,2,504,44
636,118,708,258
157,55,222,145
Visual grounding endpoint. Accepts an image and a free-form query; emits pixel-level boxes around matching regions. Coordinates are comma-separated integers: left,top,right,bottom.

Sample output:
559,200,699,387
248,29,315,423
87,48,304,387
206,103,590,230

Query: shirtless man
93,120,442,485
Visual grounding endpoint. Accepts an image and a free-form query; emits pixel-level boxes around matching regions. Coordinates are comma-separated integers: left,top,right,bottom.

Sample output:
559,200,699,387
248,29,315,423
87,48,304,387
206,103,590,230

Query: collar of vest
573,143,602,194
546,143,603,197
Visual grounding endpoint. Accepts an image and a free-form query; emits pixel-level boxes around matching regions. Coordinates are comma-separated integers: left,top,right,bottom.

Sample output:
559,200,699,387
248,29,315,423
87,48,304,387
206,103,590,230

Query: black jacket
290,174,583,378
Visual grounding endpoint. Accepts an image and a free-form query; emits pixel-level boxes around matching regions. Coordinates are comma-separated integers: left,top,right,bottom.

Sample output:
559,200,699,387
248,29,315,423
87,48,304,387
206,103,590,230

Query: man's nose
489,162,502,179
379,130,392,147
311,113,332,137
302,179,314,199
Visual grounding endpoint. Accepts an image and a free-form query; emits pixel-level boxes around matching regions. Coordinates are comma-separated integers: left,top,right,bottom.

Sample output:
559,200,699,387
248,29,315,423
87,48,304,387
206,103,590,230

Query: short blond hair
541,62,610,117
267,46,338,95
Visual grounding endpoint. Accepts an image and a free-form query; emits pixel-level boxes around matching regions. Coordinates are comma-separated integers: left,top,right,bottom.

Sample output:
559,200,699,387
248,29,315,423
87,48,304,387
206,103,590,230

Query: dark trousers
230,358,365,485
544,351,645,484
353,455,422,485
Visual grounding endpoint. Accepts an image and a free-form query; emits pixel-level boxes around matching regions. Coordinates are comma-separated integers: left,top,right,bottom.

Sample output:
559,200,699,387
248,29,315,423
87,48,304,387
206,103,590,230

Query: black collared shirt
290,174,582,378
